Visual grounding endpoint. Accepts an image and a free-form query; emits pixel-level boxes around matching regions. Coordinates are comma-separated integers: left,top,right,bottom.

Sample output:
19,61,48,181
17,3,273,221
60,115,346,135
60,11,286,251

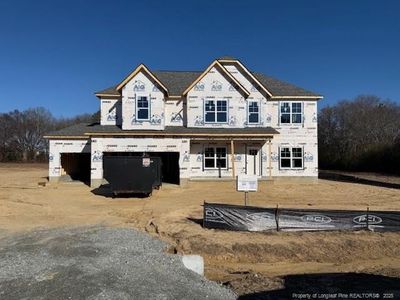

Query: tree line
0,95,399,175
0,107,98,162
318,95,400,175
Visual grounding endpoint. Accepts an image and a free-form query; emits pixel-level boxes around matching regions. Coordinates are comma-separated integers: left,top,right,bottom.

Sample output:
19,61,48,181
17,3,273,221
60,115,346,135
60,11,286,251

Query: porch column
230,139,235,178
268,139,272,179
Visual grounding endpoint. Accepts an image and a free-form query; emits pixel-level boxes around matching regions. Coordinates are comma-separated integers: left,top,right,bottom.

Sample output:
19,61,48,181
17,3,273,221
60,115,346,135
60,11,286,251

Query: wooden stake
276,204,280,232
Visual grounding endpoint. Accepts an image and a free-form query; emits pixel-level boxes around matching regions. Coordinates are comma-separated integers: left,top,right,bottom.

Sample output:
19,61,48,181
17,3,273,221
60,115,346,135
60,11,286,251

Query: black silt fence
203,202,400,232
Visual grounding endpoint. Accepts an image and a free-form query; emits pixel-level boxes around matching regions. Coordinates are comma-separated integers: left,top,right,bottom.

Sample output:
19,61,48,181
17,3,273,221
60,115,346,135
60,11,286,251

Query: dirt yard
1,163,399,296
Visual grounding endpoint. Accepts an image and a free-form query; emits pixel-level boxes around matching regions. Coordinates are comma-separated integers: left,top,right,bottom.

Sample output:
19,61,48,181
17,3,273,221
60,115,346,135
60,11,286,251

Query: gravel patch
0,226,236,300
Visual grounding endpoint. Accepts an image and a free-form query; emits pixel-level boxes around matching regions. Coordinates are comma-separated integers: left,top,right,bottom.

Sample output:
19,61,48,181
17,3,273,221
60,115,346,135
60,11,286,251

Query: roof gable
218,58,273,97
116,64,169,94
182,60,250,97
94,59,322,99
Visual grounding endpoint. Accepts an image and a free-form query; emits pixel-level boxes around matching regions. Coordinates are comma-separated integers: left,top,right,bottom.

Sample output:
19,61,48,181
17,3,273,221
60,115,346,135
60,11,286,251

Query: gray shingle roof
217,56,238,60
152,71,200,96
95,70,321,98
95,85,119,96
45,123,279,138
253,73,320,97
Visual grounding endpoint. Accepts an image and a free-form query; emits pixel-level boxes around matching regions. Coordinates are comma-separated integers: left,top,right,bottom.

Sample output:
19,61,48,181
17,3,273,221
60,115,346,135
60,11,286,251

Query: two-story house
45,57,322,188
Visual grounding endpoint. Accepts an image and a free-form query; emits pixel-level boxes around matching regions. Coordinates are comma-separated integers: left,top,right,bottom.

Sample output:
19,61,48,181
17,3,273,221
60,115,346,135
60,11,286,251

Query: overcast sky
0,0,399,117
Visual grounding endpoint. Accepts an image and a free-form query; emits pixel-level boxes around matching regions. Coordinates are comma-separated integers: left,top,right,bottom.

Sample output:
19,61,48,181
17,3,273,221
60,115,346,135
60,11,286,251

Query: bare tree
0,107,95,162
318,95,400,174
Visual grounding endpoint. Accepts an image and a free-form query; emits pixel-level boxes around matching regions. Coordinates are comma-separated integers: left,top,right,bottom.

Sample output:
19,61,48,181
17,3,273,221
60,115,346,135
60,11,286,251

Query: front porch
188,137,274,180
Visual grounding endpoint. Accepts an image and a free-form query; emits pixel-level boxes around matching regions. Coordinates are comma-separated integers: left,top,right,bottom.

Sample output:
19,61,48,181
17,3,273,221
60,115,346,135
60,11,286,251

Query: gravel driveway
0,226,236,300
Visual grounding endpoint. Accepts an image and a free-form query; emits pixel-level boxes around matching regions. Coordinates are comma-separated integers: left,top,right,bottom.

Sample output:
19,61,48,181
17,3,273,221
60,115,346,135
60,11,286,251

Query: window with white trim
136,96,149,120
204,99,228,123
280,102,302,124
204,147,227,169
248,100,260,124
280,147,303,169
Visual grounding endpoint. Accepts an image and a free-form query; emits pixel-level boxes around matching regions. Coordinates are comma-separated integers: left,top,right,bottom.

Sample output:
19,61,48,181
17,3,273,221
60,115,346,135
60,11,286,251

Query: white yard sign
237,175,258,192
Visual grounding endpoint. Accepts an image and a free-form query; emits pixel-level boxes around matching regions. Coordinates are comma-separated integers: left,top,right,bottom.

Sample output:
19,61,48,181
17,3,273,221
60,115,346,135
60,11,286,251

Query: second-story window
204,99,228,123
280,102,302,124
248,100,260,124
136,96,149,120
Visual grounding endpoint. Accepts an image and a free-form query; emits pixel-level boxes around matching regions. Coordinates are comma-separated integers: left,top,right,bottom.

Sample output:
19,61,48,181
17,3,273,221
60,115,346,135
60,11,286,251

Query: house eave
270,95,323,100
84,132,276,138
95,93,121,98
43,135,89,139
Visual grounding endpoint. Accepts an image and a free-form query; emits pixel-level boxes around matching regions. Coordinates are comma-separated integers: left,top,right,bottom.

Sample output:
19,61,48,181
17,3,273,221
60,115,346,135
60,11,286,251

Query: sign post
236,174,258,206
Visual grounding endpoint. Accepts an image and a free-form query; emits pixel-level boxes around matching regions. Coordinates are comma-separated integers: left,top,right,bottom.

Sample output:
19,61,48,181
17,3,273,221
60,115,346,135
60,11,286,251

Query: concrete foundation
90,179,104,188
49,176,60,183
179,178,189,187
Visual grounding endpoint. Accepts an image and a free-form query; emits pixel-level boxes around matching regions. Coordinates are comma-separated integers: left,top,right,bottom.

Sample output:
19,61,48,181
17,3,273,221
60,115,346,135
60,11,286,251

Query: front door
247,148,260,176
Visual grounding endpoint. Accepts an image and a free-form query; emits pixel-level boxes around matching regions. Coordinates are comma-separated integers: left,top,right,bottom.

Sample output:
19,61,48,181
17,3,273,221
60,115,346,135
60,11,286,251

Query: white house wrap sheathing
90,137,190,187
47,58,321,187
49,139,90,180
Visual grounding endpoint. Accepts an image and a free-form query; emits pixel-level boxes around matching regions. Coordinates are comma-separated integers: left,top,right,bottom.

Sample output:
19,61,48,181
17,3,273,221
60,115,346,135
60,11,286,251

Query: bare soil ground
1,163,399,296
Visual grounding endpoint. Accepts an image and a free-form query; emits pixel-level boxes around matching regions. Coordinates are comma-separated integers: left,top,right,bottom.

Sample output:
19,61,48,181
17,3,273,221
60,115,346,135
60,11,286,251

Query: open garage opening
60,153,91,184
103,152,180,185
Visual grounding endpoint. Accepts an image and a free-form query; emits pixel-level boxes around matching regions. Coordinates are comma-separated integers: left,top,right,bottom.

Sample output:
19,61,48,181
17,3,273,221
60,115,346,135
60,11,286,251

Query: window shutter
302,102,305,128
302,146,305,170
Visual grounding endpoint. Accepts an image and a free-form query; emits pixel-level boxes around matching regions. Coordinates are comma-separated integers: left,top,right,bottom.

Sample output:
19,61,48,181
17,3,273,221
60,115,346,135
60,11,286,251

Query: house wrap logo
246,212,274,222
353,214,382,225
205,208,226,224
92,151,103,162
301,214,332,224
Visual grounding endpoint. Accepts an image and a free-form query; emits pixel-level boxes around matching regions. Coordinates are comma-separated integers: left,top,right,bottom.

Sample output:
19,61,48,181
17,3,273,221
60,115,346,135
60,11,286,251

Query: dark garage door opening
60,153,91,184
103,152,180,185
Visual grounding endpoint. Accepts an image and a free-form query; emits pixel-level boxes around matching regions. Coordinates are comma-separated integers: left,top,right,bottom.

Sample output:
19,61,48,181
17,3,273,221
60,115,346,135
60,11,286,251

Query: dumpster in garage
103,155,162,196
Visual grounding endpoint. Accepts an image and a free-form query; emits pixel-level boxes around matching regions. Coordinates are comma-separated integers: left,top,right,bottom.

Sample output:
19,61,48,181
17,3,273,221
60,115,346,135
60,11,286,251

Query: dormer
183,60,250,128
115,64,169,130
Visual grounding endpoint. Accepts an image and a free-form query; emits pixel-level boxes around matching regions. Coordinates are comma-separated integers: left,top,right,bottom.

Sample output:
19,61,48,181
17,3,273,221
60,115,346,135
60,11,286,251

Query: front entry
246,147,261,176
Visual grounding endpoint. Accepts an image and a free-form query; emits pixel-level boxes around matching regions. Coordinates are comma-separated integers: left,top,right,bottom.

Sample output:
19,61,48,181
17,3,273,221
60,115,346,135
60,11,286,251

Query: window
204,147,227,169
292,103,302,123
280,102,302,124
136,96,149,120
280,147,303,169
248,101,259,124
204,99,228,123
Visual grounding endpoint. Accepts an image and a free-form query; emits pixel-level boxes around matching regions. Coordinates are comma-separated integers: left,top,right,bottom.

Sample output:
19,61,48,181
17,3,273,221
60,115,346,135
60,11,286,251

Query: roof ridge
153,70,202,73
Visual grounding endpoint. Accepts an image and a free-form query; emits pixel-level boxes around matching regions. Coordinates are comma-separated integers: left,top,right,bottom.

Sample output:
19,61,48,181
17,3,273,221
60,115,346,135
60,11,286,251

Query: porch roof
44,123,278,139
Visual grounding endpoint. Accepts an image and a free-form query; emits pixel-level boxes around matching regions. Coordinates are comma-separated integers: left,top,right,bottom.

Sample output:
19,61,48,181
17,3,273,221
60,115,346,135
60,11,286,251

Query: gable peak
217,56,238,61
